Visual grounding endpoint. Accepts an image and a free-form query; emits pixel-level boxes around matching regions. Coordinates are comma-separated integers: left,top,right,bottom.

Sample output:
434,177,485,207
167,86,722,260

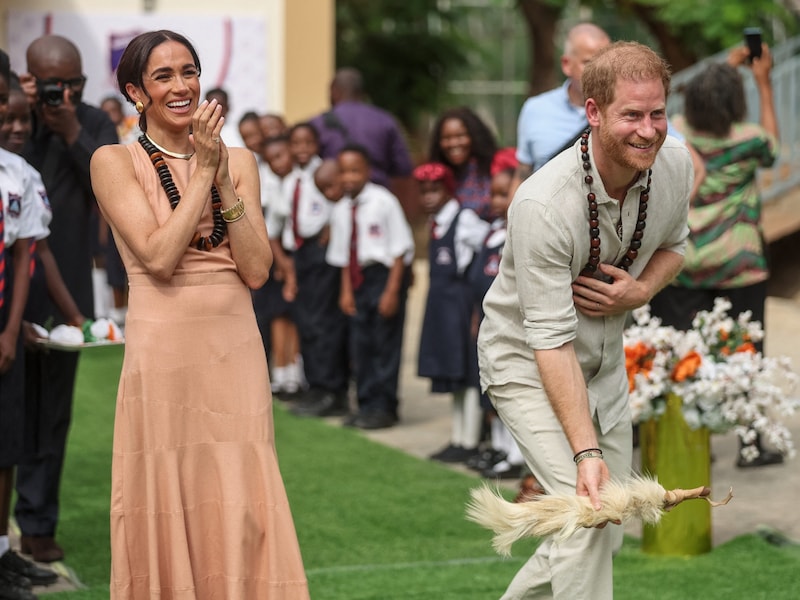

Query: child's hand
317,224,331,247
282,277,298,302
378,289,399,318
340,291,356,316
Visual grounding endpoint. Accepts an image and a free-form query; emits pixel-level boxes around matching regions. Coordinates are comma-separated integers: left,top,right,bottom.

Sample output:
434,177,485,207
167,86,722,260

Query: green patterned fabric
673,116,777,289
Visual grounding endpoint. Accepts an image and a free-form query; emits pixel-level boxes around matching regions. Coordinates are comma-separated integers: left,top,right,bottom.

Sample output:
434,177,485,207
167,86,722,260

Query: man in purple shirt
310,68,413,190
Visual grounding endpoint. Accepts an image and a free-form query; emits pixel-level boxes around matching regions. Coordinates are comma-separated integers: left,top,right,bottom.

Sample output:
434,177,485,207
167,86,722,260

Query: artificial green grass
50,347,799,598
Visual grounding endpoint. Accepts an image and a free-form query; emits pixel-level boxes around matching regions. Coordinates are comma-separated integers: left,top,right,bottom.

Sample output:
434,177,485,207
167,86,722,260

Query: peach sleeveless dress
109,142,309,599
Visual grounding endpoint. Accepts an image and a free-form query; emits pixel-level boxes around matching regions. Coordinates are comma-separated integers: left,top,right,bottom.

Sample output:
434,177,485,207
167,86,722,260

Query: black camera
35,76,84,107
37,81,69,106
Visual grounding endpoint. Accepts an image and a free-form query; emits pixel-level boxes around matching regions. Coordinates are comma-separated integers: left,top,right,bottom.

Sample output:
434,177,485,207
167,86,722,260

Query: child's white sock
271,366,286,393
283,363,300,393
462,387,482,449
451,390,465,447
294,354,308,390
501,426,525,465
490,416,506,451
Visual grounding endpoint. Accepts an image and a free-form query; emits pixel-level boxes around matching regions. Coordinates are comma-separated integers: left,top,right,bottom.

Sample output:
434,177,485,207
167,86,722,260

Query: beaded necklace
138,134,226,251
579,130,650,279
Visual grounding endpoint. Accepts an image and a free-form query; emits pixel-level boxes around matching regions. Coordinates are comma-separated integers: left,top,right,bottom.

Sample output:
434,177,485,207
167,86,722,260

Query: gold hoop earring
135,101,144,114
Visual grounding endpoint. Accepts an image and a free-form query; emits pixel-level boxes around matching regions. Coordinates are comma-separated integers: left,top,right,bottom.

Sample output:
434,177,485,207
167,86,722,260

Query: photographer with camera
15,34,117,563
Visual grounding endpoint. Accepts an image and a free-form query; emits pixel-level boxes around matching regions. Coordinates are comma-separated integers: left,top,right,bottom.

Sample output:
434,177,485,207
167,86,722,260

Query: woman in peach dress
90,30,309,599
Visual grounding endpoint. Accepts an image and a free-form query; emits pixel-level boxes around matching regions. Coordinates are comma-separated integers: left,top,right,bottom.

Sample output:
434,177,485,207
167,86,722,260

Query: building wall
0,0,334,124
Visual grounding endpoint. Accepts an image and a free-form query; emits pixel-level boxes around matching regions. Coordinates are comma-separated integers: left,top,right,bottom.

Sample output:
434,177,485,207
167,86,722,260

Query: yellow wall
284,0,335,123
0,0,334,121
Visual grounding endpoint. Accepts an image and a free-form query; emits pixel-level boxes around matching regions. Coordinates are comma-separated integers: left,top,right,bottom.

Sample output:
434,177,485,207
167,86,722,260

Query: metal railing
667,36,800,203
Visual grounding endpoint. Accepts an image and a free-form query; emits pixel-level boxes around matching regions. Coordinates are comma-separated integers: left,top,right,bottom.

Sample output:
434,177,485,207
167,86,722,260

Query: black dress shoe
482,460,525,480
0,580,37,600
429,444,479,463
0,563,31,591
290,391,348,417
352,411,397,430
466,448,506,471
0,563,35,600
0,551,57,586
736,449,784,468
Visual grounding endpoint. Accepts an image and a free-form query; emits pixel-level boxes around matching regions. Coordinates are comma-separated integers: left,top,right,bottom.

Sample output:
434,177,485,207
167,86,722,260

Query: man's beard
597,125,664,173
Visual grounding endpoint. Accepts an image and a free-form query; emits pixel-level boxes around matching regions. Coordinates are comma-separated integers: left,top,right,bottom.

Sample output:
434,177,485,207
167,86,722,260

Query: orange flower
735,342,756,354
625,342,654,392
671,350,702,382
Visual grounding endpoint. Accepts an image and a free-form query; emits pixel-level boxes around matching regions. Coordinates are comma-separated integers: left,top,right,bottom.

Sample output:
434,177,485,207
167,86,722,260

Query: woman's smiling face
136,40,200,131
438,117,472,168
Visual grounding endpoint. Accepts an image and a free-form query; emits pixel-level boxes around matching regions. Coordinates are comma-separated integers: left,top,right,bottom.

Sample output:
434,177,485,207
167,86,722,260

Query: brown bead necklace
139,134,226,251
579,129,650,279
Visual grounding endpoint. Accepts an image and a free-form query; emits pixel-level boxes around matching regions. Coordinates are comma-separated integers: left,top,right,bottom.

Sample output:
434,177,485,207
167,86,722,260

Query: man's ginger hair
582,41,671,111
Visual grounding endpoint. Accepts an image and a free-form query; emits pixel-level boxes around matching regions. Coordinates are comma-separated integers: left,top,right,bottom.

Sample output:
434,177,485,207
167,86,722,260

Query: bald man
16,34,117,563
508,23,611,201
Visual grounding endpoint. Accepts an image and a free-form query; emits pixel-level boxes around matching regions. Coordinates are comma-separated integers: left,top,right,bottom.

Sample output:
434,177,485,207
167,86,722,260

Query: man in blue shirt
508,23,610,200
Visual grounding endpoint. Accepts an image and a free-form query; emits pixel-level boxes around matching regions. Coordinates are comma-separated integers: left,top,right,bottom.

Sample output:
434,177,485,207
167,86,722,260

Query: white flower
625,302,800,462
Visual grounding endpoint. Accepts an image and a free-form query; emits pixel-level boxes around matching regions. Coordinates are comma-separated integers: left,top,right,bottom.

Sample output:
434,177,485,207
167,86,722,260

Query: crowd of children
233,102,527,478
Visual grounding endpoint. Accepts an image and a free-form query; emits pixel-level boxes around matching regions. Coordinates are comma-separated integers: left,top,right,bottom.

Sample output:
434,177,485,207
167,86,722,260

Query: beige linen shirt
478,135,692,434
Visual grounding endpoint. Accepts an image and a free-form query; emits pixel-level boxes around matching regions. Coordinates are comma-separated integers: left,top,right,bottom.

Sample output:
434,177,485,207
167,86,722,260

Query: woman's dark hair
116,30,201,132
684,63,746,137
428,106,497,178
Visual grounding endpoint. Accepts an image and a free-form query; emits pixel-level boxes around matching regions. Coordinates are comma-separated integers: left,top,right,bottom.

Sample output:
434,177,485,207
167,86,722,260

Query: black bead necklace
579,130,650,278
138,134,226,251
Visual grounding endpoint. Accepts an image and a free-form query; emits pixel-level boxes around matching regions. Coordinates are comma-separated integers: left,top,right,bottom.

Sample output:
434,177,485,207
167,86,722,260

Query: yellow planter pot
640,392,712,555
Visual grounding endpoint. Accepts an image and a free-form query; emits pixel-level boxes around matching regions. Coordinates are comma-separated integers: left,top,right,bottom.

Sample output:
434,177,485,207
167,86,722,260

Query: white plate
35,338,125,352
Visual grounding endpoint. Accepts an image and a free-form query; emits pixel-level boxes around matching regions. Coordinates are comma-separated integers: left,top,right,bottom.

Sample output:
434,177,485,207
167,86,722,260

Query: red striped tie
0,199,6,310
349,199,363,290
29,240,37,277
291,178,303,250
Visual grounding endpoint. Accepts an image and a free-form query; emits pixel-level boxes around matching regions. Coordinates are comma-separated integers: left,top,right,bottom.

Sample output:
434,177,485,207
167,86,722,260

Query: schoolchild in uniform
0,53,59,600
327,144,414,429
267,123,349,416
258,134,304,396
467,148,526,479
413,162,489,463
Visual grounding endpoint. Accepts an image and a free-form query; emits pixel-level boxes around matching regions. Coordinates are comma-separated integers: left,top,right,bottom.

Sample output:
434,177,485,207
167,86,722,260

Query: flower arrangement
623,297,799,463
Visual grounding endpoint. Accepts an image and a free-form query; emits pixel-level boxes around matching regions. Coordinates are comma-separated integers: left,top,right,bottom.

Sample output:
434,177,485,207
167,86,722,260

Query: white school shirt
327,181,414,269
257,157,281,218
485,218,507,250
0,148,48,246
430,198,490,274
269,156,332,250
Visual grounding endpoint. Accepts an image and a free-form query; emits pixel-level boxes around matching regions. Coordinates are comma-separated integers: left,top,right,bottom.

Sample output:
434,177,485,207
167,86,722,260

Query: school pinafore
418,210,478,393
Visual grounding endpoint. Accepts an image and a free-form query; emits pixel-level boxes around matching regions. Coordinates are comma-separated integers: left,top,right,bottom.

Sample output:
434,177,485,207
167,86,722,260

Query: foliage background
334,0,800,150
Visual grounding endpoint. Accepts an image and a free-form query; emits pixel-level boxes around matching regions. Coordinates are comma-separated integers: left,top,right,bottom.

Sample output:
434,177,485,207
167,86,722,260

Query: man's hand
572,263,648,317
39,88,82,146
576,456,620,527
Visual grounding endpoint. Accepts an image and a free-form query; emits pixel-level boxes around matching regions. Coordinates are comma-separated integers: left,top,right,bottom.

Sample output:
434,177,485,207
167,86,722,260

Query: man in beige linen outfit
477,42,693,599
